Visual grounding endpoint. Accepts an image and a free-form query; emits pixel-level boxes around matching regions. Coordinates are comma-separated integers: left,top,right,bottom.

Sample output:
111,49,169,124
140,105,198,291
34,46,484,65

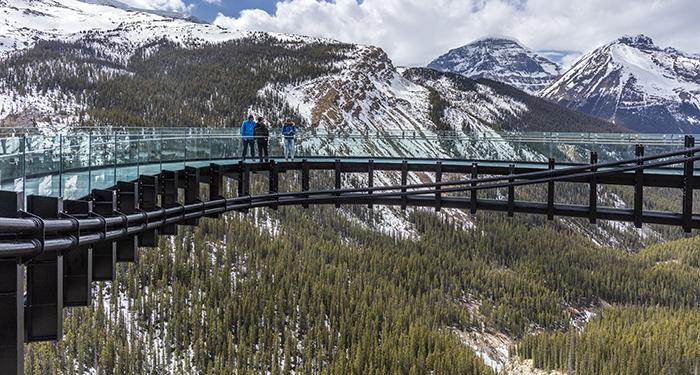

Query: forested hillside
0,36,350,128
23,176,700,374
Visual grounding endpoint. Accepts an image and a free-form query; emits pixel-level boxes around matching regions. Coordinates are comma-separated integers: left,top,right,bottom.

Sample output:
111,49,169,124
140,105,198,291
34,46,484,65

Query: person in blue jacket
281,118,297,160
240,114,256,160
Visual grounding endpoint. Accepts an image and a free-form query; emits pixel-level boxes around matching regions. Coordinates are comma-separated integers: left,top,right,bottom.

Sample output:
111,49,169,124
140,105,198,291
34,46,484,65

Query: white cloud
202,0,222,5
213,0,700,66
118,0,194,13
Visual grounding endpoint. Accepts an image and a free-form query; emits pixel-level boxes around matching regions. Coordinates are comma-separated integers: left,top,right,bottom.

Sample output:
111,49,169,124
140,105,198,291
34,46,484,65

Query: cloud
118,0,195,13
202,0,222,5
213,0,700,66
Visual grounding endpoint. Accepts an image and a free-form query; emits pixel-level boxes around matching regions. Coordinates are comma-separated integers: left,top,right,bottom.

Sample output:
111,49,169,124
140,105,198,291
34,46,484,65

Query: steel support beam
269,161,279,211
138,175,158,246
368,160,374,210
401,161,408,210
182,166,200,226
116,181,138,262
589,152,598,224
159,170,179,235
207,164,223,218
302,160,309,209
91,189,116,281
435,161,442,212
25,195,63,342
634,145,644,228
547,159,555,220
62,199,92,307
683,136,695,233
0,191,24,375
334,159,341,209
470,163,478,215
507,164,515,217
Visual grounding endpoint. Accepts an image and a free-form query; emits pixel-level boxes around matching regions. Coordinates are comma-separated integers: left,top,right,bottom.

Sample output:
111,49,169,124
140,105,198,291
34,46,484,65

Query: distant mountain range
429,35,700,134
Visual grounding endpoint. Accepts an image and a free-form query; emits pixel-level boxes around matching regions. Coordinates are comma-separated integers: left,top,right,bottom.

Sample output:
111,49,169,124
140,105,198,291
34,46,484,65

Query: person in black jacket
254,116,270,162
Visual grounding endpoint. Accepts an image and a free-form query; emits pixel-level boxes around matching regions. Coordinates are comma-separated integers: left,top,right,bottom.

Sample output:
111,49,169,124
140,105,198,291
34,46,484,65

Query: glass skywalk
0,127,696,200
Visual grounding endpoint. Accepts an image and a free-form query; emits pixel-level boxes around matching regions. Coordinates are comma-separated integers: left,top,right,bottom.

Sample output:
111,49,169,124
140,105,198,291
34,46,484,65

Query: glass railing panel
60,134,92,199
0,136,25,193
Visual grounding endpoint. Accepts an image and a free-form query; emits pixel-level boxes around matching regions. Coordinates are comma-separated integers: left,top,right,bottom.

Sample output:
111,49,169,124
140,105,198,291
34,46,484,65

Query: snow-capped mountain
0,0,246,58
428,38,562,94
541,35,700,133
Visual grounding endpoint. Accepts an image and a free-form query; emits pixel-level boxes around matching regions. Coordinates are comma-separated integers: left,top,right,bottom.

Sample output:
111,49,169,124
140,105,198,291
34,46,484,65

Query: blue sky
191,0,276,22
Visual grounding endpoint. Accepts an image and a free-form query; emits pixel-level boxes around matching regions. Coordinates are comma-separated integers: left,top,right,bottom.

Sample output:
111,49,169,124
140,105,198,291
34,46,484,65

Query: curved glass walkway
0,127,697,200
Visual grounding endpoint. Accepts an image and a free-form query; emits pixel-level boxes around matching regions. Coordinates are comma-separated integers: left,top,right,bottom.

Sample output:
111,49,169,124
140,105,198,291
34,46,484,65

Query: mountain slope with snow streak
428,38,562,94
541,34,700,133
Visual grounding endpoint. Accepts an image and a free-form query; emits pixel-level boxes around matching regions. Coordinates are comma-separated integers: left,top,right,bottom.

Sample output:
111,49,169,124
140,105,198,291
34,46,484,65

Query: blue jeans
284,138,295,159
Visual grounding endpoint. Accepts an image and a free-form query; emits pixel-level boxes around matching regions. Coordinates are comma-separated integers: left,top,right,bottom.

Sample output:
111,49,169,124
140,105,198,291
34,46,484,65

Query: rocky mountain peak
616,34,655,48
427,37,561,94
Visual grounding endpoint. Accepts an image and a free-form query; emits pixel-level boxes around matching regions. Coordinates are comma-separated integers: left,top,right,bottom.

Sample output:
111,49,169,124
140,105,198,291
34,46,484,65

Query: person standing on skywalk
254,116,270,162
281,118,297,161
240,114,256,160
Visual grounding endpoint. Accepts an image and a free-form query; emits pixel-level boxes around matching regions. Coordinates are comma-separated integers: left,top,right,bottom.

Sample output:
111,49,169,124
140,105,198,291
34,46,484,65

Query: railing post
401,161,408,210
547,158,555,220
63,199,93,307
507,164,515,217
683,136,695,233
470,163,478,215
368,160,374,209
634,145,644,228
25,195,64,342
0,191,25,375
435,161,442,212
589,152,598,224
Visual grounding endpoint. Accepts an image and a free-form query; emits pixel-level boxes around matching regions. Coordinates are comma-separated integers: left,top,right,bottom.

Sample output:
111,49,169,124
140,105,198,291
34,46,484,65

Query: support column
589,152,598,224
302,160,309,209
434,161,442,212
368,160,374,210
91,189,116,281
634,145,644,228
269,161,279,211
63,199,92,307
507,164,514,217
182,166,200,226
25,195,64,342
683,136,695,233
401,161,408,210
159,170,178,235
334,160,341,209
138,175,158,246
547,159,555,221
116,181,138,262
470,163,478,215
0,190,24,375
207,164,223,219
